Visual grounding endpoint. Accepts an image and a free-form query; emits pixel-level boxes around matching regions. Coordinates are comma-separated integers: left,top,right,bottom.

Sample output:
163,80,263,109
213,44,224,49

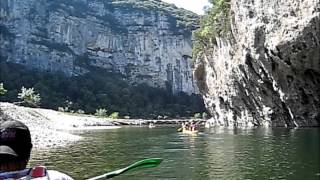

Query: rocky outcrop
194,0,320,127
0,0,199,94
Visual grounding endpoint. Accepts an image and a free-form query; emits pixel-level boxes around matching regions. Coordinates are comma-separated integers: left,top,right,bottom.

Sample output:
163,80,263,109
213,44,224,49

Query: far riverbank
0,102,192,149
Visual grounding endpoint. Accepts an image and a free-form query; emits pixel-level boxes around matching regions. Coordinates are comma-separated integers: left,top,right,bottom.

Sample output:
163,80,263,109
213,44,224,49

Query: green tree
109,112,119,119
17,86,41,107
0,83,7,95
62,100,73,112
193,0,231,58
77,109,85,114
194,113,202,119
58,107,65,112
202,112,209,119
95,108,108,117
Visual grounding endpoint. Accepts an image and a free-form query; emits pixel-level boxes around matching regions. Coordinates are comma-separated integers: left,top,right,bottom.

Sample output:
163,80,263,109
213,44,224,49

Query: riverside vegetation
0,61,206,119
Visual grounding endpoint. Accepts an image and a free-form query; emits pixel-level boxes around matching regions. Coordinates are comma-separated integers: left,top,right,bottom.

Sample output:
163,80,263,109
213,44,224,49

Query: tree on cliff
0,83,7,96
193,0,231,57
17,86,41,107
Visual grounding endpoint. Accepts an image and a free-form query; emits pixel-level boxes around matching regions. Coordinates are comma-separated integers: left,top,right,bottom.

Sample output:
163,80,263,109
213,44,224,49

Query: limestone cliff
194,0,320,127
0,0,199,94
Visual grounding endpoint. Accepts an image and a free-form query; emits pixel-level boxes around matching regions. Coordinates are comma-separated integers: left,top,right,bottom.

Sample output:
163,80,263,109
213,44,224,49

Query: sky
161,0,211,15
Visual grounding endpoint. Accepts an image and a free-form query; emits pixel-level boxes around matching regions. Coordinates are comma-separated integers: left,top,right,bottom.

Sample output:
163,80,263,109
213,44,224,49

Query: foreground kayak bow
87,158,163,180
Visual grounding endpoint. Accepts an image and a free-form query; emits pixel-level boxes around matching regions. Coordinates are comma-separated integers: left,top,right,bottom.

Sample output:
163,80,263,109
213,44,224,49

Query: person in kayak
0,120,73,179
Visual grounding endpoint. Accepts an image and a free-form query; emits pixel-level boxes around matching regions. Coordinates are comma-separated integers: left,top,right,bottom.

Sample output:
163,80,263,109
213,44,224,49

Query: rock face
0,0,199,94
194,0,320,127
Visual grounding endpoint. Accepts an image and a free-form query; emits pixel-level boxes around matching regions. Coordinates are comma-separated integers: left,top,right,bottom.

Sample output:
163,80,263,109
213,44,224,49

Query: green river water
29,126,319,180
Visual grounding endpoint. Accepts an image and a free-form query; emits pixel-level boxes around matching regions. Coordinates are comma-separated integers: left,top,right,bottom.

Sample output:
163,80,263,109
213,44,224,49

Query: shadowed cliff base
0,61,205,119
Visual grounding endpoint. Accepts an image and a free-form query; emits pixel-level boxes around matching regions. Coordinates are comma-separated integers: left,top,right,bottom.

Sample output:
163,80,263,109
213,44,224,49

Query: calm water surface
29,126,320,180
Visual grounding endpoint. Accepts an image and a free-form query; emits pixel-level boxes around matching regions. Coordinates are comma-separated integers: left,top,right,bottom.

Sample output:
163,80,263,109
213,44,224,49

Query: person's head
0,120,33,172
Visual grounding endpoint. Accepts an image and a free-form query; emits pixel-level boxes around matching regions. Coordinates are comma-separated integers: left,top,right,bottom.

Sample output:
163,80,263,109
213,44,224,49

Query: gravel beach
0,103,118,149
0,102,188,149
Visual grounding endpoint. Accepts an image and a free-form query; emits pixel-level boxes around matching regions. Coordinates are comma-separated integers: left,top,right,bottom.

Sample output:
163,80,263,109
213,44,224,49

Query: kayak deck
182,129,198,134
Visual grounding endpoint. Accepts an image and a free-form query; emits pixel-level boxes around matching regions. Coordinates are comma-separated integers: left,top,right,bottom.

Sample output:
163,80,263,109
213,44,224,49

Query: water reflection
29,126,320,180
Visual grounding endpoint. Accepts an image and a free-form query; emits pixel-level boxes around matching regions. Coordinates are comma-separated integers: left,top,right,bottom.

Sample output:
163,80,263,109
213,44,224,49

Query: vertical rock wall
0,0,199,94
194,0,320,127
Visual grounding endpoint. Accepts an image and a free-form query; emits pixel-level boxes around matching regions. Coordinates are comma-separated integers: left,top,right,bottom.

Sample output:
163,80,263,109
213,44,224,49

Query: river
29,126,320,180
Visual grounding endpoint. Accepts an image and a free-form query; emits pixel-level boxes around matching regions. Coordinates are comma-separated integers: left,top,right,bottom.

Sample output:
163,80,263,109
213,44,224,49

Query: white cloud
161,0,211,15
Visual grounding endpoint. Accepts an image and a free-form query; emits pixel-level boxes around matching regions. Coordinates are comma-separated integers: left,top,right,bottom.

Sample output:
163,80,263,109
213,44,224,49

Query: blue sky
162,0,211,15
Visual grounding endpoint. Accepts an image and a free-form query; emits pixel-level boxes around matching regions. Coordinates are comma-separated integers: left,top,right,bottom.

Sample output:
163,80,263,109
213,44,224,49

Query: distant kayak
177,128,198,134
182,129,198,134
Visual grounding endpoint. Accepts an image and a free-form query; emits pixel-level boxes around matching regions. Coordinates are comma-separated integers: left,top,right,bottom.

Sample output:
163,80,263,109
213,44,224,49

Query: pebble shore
0,102,188,149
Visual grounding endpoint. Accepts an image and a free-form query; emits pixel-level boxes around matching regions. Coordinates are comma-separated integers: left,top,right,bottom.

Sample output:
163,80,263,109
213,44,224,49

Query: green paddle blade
87,158,163,180
123,158,163,172
105,158,163,179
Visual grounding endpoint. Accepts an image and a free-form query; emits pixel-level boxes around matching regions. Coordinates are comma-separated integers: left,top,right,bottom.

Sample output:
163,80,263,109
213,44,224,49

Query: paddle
87,158,163,180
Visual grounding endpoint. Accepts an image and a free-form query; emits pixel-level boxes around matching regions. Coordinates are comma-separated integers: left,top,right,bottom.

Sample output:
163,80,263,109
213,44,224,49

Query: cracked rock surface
194,0,320,127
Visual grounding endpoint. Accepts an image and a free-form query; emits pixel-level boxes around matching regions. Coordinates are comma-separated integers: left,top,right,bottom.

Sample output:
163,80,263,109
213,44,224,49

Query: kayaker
181,122,185,129
189,121,197,131
185,122,190,130
0,120,73,179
